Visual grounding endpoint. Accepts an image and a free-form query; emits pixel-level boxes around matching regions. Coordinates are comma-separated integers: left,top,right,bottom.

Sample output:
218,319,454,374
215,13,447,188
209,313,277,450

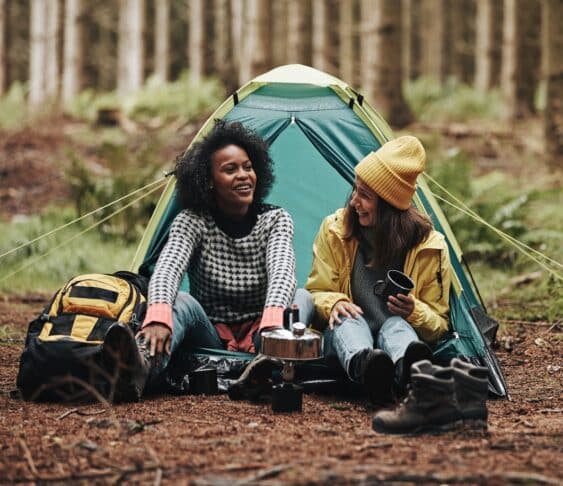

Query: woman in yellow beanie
305,136,452,405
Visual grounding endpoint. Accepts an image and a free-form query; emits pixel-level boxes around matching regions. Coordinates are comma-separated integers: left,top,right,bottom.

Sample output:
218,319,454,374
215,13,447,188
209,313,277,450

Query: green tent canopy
132,65,508,398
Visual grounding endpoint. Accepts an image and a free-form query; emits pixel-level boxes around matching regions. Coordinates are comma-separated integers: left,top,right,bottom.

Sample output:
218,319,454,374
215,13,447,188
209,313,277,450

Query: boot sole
102,324,147,403
372,418,464,436
461,418,488,431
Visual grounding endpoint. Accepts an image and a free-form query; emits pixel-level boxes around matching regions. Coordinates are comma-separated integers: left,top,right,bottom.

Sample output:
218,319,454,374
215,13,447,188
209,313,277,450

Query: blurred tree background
0,0,561,324
0,0,561,165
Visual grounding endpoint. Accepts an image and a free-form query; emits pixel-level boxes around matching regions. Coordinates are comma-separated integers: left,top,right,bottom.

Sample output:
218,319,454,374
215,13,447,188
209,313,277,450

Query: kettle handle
282,305,300,329
283,307,292,328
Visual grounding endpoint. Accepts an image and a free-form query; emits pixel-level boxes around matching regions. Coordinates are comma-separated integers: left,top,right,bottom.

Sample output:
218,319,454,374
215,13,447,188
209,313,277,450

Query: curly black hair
175,119,275,213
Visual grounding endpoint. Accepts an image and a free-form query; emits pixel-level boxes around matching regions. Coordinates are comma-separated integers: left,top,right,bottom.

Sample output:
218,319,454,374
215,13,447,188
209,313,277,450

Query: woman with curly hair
106,120,311,397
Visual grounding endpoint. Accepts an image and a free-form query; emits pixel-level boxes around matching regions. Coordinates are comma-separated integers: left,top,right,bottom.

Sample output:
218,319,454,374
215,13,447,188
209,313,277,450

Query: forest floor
0,117,561,485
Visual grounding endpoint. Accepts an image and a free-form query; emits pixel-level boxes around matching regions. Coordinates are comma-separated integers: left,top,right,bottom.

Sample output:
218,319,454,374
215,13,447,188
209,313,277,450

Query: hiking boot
356,349,395,406
227,354,282,402
451,358,488,429
102,323,149,403
372,360,462,435
394,340,433,395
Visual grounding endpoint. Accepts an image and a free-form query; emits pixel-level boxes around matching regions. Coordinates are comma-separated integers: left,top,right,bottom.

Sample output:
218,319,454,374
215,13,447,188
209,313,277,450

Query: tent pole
462,255,487,313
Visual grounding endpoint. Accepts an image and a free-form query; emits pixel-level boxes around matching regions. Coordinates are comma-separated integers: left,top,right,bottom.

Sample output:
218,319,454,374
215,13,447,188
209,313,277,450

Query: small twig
18,438,38,477
545,321,562,333
499,319,552,326
153,468,162,486
145,445,161,467
355,441,393,452
57,407,106,420
57,408,79,420
244,464,291,483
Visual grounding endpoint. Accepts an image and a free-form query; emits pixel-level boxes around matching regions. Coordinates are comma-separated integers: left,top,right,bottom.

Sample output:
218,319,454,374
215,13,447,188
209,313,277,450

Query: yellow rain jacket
305,209,452,343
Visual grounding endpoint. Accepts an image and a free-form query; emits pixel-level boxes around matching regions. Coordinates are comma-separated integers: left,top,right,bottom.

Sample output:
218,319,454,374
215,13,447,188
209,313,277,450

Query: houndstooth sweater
145,205,297,329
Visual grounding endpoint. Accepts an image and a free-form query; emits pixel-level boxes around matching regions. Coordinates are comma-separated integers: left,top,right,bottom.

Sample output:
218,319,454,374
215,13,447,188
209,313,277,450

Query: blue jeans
146,289,314,388
324,315,421,383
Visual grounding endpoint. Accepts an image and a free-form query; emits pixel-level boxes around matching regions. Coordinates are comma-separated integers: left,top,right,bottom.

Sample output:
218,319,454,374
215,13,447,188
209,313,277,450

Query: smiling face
210,144,257,219
350,177,378,227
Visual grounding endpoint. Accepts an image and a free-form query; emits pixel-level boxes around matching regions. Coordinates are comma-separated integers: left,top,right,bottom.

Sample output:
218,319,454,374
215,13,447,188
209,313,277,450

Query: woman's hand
329,300,363,329
387,293,415,318
137,322,172,357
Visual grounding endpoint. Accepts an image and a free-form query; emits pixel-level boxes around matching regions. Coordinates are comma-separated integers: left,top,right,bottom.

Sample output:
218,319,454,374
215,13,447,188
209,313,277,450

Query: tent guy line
0,179,167,283
0,176,167,262
423,173,563,279
2,174,558,282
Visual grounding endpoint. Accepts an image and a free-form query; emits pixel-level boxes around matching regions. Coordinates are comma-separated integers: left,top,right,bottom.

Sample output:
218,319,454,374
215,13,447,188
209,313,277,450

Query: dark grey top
351,228,403,335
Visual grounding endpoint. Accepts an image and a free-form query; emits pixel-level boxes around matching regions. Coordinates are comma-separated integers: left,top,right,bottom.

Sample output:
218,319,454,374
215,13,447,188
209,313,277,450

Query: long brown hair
343,195,433,267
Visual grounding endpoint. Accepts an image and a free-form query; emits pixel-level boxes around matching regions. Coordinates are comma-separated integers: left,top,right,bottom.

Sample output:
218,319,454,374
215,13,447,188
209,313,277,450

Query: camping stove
260,307,323,413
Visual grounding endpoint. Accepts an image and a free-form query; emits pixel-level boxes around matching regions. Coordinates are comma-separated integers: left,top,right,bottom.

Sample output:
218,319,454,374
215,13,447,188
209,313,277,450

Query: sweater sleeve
305,216,351,326
261,209,297,328
143,211,204,330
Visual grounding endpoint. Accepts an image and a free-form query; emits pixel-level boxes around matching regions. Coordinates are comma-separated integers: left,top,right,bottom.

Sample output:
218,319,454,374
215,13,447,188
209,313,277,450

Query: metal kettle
260,305,323,361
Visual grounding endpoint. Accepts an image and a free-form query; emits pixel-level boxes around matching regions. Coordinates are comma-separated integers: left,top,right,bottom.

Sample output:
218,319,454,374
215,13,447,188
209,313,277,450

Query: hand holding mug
374,270,415,317
387,292,415,318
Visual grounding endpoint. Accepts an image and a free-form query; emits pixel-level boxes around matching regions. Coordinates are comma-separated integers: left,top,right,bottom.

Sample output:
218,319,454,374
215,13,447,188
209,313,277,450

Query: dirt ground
0,296,561,485
0,119,561,484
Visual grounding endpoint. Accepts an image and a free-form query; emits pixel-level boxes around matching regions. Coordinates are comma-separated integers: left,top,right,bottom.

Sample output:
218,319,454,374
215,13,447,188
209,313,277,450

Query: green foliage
0,208,137,294
405,77,504,122
430,155,535,264
427,151,563,323
64,140,164,243
0,82,29,130
66,71,224,125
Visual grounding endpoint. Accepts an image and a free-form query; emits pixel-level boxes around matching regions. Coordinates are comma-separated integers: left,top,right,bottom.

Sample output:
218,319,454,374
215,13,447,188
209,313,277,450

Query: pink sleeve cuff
143,303,173,331
259,306,285,330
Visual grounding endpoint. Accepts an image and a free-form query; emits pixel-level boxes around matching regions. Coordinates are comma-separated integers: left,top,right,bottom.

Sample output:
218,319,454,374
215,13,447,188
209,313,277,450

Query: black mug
374,270,415,301
189,367,219,395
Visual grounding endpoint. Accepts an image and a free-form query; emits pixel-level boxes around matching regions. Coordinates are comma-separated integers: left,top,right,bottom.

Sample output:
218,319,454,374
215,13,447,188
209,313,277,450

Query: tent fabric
132,64,508,398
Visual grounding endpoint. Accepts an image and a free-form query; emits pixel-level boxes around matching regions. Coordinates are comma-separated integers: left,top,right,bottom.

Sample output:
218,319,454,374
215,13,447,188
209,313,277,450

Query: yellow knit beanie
354,136,426,210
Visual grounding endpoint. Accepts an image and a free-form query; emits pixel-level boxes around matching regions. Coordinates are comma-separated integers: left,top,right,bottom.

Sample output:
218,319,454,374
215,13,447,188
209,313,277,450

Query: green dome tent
131,64,508,398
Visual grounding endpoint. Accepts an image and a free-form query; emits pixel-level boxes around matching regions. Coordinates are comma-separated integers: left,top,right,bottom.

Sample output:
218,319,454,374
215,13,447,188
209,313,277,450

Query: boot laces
398,384,416,410
136,336,151,367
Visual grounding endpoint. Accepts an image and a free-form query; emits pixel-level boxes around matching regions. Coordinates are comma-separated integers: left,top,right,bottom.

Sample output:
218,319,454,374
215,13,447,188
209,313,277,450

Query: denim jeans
146,289,314,388
323,314,420,383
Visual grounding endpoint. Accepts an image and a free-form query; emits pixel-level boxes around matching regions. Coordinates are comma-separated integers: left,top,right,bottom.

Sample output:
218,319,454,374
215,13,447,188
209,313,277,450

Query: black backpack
16,271,148,402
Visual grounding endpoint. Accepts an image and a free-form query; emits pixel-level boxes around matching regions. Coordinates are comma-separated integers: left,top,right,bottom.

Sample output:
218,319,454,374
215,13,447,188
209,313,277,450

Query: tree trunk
272,0,288,67
360,0,375,97
287,0,312,65
230,0,243,72
449,0,475,83
420,0,447,83
501,0,541,118
188,0,204,82
239,0,271,84
402,0,421,80
154,0,169,83
542,0,563,168
29,0,48,106
475,0,503,93
118,0,144,95
62,0,83,103
369,0,414,127
45,0,60,101
339,0,355,84
214,0,235,91
6,2,30,89
312,0,331,73
0,0,6,95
